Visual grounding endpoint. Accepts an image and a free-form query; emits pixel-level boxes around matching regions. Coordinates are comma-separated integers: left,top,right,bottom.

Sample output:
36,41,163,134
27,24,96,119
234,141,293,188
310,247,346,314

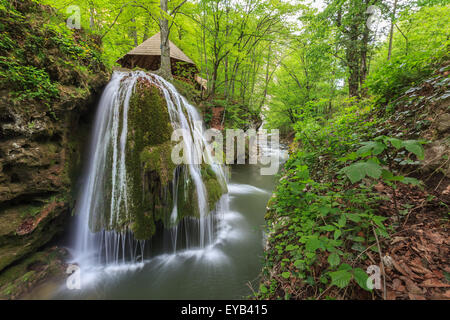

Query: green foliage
0,57,59,102
260,146,386,298
340,136,425,186
0,0,106,107
257,99,424,299
366,5,450,104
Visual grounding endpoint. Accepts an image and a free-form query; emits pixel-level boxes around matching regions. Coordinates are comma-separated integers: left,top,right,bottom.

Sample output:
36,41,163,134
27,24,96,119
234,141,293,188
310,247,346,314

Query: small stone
436,113,450,133
383,255,394,269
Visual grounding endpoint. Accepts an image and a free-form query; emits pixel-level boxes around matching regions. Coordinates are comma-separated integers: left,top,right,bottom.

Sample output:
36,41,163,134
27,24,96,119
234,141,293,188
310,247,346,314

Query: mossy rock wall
0,0,108,278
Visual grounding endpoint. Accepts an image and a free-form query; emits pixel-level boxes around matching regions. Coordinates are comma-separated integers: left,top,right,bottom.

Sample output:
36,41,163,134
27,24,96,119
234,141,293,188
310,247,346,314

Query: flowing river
61,164,283,299
26,163,286,300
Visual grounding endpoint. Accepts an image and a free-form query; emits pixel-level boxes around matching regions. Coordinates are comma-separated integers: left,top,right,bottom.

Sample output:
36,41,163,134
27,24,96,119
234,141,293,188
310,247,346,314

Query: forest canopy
40,0,449,131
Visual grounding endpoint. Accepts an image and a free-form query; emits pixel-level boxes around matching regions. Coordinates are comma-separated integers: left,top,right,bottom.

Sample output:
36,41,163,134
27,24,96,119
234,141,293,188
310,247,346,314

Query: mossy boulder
111,77,227,240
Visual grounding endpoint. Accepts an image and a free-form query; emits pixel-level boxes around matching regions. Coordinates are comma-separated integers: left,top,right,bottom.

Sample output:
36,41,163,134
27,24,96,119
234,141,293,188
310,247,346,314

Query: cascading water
73,71,227,269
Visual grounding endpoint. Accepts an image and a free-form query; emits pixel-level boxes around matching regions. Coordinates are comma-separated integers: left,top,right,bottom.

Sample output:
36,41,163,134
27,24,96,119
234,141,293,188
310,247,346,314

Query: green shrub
366,5,450,104
0,57,59,102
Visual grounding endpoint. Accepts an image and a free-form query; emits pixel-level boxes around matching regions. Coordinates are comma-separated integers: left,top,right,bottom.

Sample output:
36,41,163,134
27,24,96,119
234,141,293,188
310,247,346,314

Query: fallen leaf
409,265,428,275
391,236,408,244
425,232,444,245
408,293,426,300
392,278,403,291
392,258,410,277
401,276,423,295
420,279,450,288
400,262,421,280
387,290,397,300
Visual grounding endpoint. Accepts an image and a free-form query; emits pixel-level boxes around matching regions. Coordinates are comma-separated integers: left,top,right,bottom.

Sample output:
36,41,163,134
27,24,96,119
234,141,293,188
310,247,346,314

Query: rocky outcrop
0,0,108,278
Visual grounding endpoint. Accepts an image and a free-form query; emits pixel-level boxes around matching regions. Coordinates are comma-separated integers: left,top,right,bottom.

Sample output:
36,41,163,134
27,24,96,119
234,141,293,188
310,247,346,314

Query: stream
27,162,285,300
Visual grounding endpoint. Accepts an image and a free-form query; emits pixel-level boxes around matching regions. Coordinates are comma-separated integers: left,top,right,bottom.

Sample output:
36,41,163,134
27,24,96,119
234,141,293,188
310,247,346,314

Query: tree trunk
89,2,95,29
347,21,360,98
387,0,398,61
143,16,150,42
130,18,138,47
210,62,219,98
159,0,172,79
259,45,272,109
360,1,371,96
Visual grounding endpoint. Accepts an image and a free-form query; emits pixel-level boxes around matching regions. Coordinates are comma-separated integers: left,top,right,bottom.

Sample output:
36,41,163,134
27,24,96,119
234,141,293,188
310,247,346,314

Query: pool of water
29,163,282,300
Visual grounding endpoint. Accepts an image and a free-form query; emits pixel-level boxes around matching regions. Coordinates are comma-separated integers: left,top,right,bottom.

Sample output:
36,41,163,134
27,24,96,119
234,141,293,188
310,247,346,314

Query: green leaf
403,140,424,160
281,272,291,279
334,229,342,240
338,215,347,227
305,237,322,252
320,225,335,232
328,253,340,267
342,163,365,183
343,161,382,183
402,177,421,186
338,263,352,271
353,268,370,291
294,260,304,269
364,161,382,179
382,169,405,182
329,269,352,288
357,141,386,156
347,213,361,223
286,244,298,251
259,284,268,294
388,137,403,149
318,206,331,216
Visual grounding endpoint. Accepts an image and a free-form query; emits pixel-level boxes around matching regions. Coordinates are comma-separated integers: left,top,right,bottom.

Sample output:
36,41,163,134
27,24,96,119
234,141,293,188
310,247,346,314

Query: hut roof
118,33,194,65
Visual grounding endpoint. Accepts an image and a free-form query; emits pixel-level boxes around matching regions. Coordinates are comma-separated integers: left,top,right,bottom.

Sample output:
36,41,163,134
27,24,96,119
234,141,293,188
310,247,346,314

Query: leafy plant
340,136,425,222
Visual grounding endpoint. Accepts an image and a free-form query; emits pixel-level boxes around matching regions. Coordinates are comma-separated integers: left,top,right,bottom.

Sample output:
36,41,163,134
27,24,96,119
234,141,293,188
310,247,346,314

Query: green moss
98,77,227,240
204,177,224,210
0,200,67,272
172,78,201,105
140,141,176,187
176,169,200,220
201,165,227,210
125,80,173,240
0,246,67,299
0,0,107,106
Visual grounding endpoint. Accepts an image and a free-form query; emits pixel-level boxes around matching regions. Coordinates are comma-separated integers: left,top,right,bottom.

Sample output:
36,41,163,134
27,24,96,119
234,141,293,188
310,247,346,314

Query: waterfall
73,71,227,267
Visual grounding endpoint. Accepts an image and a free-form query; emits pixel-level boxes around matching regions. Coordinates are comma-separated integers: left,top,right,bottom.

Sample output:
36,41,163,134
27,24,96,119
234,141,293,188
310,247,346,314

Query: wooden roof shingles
118,32,194,65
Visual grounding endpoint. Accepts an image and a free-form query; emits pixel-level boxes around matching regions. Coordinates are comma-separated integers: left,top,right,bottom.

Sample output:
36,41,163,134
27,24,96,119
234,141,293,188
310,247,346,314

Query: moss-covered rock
0,246,68,300
125,80,172,239
107,76,227,240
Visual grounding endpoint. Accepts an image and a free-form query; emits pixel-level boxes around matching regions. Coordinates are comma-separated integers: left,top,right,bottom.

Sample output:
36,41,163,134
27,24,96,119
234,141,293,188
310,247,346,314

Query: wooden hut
117,33,201,85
